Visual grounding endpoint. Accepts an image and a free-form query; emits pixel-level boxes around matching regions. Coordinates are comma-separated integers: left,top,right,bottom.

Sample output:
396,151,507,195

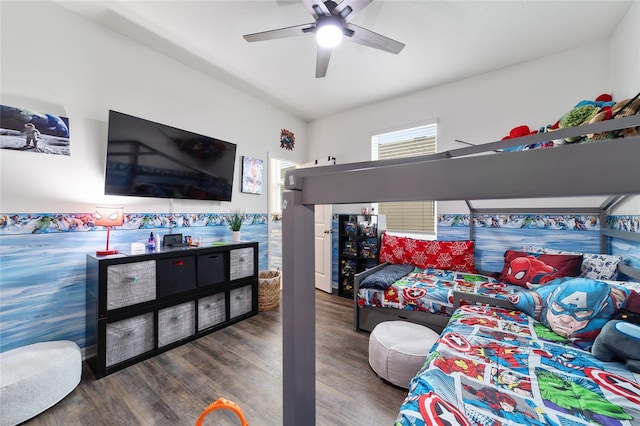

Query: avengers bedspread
395,305,640,426
357,268,521,317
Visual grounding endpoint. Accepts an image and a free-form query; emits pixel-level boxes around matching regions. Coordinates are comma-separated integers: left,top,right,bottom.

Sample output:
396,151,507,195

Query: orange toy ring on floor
195,398,248,426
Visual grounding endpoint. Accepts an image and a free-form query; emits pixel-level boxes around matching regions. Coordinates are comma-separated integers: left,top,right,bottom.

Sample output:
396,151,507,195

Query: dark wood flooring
24,290,407,425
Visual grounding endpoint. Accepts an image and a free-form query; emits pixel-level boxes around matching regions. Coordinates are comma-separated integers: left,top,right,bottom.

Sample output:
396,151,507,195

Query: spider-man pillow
378,233,476,273
496,250,583,288
508,277,630,350
522,245,623,281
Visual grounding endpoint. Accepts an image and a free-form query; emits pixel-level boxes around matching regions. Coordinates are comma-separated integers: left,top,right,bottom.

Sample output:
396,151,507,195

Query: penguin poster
0,104,70,155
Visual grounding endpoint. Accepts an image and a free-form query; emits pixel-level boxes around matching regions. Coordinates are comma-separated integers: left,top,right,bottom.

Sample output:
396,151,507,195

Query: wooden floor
24,290,407,425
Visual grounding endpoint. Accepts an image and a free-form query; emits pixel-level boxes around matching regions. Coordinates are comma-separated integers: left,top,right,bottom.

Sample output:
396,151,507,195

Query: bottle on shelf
148,232,156,251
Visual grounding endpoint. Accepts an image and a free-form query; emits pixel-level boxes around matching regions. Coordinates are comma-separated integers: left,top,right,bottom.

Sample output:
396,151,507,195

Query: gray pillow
360,264,414,290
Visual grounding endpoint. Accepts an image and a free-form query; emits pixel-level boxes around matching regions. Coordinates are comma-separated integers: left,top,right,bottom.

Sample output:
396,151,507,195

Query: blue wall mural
439,214,640,272
0,212,269,354
2,210,638,355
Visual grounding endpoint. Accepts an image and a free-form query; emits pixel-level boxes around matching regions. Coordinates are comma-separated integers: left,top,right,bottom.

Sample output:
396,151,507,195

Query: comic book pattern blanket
357,268,522,317
395,305,640,426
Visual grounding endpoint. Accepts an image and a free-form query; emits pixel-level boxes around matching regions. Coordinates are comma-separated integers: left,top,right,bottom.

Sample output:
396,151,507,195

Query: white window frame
371,122,437,237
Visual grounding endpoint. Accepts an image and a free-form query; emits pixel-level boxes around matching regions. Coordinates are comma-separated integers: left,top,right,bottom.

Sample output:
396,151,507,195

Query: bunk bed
353,201,640,334
280,115,640,425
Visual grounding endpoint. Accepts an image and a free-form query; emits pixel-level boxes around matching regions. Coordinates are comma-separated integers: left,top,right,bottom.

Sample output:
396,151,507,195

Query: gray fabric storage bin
230,285,252,319
158,301,195,347
107,260,156,310
198,293,227,331
230,247,254,281
106,312,154,367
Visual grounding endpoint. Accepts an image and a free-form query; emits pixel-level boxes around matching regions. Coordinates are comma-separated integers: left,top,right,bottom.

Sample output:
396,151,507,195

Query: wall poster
241,156,263,194
0,104,70,156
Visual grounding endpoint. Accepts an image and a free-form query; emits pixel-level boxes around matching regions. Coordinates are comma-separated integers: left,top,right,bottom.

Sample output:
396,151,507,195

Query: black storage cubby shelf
337,214,384,298
86,241,258,379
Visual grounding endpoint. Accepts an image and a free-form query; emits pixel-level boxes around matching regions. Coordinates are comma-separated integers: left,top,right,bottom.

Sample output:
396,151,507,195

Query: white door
314,204,333,293
300,158,335,293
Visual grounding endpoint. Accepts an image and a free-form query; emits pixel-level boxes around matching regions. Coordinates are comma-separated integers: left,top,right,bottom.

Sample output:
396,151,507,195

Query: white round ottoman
0,340,82,426
369,321,439,389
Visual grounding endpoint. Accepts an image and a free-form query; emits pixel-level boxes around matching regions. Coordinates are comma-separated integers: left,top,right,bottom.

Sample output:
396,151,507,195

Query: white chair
0,340,82,425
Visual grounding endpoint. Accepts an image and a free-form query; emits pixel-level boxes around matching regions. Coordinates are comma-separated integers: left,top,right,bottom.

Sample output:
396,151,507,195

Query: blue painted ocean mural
438,213,640,273
0,212,268,354
611,238,640,271
608,215,640,271
473,228,600,272
2,210,638,355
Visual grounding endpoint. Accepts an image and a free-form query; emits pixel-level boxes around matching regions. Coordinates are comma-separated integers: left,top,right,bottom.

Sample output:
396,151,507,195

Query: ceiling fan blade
243,23,315,42
345,23,405,54
333,0,372,21
316,46,332,78
302,0,331,19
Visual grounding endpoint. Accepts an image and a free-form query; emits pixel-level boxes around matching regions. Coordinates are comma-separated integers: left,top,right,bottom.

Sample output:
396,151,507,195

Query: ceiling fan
243,0,405,78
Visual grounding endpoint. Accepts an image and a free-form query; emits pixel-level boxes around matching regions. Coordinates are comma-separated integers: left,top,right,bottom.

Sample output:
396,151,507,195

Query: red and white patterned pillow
378,233,476,273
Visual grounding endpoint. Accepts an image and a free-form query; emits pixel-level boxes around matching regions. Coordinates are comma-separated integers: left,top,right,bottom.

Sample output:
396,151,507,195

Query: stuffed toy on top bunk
499,92,640,150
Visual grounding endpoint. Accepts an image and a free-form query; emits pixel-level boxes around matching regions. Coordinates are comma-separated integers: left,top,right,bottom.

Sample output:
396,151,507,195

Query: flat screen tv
104,110,237,201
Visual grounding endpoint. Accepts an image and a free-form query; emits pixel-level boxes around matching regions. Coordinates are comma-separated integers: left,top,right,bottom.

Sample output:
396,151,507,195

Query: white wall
308,43,609,215
307,0,639,215
609,0,640,98
1,1,638,217
307,41,615,163
0,1,307,215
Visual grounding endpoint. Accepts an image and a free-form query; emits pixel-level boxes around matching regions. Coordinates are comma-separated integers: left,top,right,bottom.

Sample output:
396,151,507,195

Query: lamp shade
95,206,124,256
95,206,124,227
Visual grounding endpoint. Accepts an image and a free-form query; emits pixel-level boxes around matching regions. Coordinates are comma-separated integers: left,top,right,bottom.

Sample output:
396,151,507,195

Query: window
371,123,437,234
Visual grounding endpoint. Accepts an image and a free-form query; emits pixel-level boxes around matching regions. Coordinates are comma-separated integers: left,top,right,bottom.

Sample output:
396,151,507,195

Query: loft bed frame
280,115,640,425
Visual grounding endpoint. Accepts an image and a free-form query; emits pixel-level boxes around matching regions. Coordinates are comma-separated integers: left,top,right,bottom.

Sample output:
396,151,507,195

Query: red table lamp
95,206,124,256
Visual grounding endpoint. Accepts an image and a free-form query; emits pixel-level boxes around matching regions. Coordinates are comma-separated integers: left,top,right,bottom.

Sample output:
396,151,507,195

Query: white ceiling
55,0,633,122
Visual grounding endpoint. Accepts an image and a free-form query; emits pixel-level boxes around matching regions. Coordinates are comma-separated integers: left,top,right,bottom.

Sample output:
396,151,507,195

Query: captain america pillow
508,277,630,350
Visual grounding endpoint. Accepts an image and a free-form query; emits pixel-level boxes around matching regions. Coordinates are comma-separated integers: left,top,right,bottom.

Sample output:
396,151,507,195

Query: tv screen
105,110,237,201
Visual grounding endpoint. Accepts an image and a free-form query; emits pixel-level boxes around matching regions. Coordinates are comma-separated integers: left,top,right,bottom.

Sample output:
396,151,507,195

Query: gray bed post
466,200,474,241
600,196,624,254
282,190,316,425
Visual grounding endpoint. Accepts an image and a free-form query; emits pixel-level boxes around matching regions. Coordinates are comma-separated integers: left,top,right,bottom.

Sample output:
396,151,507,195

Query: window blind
372,125,437,233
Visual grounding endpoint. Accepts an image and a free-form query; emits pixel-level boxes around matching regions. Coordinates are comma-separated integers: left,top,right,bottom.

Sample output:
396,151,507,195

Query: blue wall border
0,212,268,235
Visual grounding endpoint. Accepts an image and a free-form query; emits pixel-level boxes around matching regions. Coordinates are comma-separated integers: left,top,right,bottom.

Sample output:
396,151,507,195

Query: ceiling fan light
316,23,343,48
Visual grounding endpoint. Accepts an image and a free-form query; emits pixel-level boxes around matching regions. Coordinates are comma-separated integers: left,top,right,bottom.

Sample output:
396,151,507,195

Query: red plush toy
505,255,557,287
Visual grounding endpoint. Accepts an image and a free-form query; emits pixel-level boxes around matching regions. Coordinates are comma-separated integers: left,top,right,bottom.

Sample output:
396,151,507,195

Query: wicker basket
258,270,281,311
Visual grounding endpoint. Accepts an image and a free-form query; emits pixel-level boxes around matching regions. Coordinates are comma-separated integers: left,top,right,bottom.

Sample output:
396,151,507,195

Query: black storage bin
197,251,227,288
157,255,196,298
